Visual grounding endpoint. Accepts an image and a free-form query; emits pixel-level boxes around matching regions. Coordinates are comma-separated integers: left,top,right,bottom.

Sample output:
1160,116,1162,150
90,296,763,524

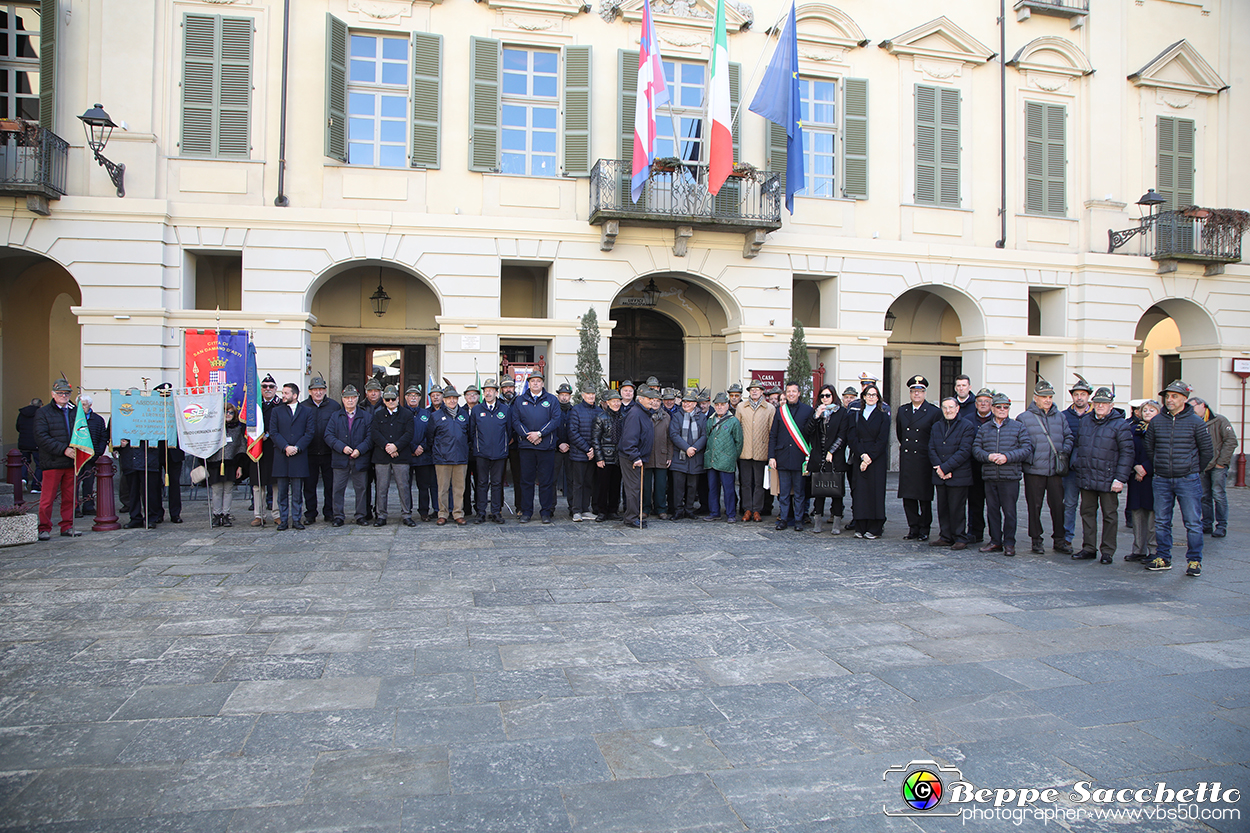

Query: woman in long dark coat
1125,400,1158,562
849,384,890,538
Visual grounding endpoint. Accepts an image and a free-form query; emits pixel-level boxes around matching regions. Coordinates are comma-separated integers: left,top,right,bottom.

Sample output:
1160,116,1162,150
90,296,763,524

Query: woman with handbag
809,385,848,534
849,385,890,538
208,404,246,527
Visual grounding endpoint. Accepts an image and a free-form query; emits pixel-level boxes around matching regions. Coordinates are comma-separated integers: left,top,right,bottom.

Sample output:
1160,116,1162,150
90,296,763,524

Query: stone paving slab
0,482,1247,830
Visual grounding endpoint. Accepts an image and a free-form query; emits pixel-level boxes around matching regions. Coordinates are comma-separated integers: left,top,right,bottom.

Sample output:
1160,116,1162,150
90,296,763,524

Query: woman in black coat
849,385,890,538
928,397,977,548
1126,400,1158,562
810,385,849,530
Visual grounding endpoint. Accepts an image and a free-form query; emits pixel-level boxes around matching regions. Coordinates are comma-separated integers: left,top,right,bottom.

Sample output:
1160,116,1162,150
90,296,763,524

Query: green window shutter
325,14,347,162
619,49,639,202
39,0,55,130
563,45,591,176
937,86,960,207
768,120,787,196
1025,101,1045,213
1157,116,1194,211
729,61,741,164
411,32,442,169
181,13,217,156
842,77,868,199
915,84,937,204
469,36,500,172
1045,103,1065,215
217,17,252,157
1026,102,1065,216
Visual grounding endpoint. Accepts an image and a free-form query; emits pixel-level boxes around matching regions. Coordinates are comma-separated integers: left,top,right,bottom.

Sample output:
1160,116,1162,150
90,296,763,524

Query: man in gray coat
1021,380,1075,555
1188,397,1236,539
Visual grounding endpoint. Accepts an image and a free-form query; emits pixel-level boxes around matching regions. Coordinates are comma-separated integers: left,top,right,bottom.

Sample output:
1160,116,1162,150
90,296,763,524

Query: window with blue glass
655,60,705,163
501,47,558,177
799,78,837,198
347,33,409,168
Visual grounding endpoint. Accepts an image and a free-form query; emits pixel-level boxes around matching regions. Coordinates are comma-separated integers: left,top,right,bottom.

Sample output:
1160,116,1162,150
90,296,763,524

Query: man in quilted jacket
1070,387,1134,564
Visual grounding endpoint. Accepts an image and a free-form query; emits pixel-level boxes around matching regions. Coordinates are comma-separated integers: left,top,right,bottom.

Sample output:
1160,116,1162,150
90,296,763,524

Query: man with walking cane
620,385,658,529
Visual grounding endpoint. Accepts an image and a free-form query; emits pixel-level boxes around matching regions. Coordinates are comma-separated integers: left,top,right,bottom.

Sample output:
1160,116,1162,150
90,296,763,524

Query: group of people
21,370,1236,575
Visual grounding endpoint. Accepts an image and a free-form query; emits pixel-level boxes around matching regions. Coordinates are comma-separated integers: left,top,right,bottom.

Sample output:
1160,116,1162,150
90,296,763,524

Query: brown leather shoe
1003,546,1016,557
950,541,967,550
979,543,1003,553
752,511,762,522
251,517,263,527
929,539,953,547
455,517,467,525
743,511,752,522
436,517,447,525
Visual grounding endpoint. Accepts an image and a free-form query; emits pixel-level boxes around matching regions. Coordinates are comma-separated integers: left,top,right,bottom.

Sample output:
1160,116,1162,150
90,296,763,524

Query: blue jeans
1154,474,1204,562
776,468,805,525
707,469,736,518
1200,467,1228,534
275,476,304,526
1062,471,1080,543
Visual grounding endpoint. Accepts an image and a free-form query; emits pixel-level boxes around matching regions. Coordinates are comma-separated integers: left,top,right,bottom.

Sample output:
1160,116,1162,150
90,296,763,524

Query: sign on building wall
110,389,178,444
750,370,785,389
185,330,248,409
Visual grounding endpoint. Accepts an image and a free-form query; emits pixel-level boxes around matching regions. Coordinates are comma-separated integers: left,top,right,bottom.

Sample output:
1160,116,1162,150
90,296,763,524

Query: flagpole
730,3,789,136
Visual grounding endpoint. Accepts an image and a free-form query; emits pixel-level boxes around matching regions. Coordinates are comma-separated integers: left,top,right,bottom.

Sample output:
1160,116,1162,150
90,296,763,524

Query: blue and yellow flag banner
185,329,248,409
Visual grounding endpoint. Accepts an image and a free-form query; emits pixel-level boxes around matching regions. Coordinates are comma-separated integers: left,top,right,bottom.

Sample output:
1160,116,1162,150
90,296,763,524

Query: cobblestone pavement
0,480,1247,832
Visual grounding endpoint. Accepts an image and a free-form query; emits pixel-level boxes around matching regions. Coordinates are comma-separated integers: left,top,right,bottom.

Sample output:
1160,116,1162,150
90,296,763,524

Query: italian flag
706,0,731,195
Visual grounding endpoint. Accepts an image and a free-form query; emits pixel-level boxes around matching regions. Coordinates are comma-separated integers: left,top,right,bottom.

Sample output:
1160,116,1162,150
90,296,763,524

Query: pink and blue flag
630,0,670,204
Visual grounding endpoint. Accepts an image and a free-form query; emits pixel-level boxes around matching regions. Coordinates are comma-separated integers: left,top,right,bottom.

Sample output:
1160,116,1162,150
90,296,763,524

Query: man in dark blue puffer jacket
1070,387,1134,564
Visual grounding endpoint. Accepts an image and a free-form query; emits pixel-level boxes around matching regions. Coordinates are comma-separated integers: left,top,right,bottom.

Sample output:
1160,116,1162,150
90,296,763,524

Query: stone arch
1132,297,1220,400
305,257,443,317
794,3,867,48
887,282,987,340
1009,36,1094,77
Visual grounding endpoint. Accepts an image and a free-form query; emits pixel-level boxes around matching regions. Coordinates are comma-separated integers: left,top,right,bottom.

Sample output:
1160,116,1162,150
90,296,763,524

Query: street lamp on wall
370,282,391,317
641,278,660,307
884,310,897,332
77,104,125,197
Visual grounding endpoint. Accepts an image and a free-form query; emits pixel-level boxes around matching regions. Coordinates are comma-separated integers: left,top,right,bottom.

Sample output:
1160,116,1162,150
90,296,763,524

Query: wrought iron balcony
0,121,68,215
589,158,782,258
1015,0,1089,21
1108,207,1246,276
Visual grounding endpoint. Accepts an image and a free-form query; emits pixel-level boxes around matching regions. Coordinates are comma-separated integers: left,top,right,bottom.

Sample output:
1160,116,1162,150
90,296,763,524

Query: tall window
0,4,39,121
799,78,837,198
915,84,960,207
501,47,558,177
656,60,705,162
348,33,409,167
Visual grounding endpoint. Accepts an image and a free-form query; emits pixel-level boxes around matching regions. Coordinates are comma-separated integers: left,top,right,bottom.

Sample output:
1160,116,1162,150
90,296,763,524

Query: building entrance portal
340,345,426,395
609,308,684,389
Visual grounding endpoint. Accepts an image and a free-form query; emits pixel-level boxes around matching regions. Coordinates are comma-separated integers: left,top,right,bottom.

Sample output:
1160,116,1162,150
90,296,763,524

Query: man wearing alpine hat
508,370,562,523
973,392,1033,557
1144,380,1213,576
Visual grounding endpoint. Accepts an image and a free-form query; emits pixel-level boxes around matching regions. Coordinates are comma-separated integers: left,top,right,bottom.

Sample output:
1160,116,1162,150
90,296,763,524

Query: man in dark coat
1144,380,1214,576
75,394,108,516
508,372,562,523
929,397,977,549
300,375,341,524
668,389,708,520
964,388,994,543
973,392,1034,557
768,382,816,532
895,375,941,541
1021,379,1076,555
619,385,657,529
411,387,441,521
269,382,314,530
1070,387,1134,564
33,379,83,540
953,375,976,421
369,385,415,527
564,383,598,522
324,384,372,526
554,382,574,517
16,397,43,491
429,385,471,525
1061,376,1094,548
153,383,183,524
470,379,510,524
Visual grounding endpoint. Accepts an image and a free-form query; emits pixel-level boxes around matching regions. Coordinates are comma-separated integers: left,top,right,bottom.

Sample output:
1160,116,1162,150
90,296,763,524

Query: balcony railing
1015,0,1089,19
590,158,782,256
0,121,68,207
1108,208,1246,275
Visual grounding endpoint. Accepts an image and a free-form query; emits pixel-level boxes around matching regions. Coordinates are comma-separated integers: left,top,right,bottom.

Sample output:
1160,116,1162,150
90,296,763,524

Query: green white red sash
779,403,811,474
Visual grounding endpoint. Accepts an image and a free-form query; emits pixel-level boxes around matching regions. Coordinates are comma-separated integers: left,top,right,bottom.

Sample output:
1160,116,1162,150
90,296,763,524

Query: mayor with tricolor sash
767,382,815,532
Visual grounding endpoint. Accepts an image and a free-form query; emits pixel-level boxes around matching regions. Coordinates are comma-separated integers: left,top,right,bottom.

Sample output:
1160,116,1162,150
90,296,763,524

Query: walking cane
638,461,644,528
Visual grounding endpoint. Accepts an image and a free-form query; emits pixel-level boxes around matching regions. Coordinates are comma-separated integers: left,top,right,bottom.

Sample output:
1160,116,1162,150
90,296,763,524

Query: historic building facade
1,0,1247,446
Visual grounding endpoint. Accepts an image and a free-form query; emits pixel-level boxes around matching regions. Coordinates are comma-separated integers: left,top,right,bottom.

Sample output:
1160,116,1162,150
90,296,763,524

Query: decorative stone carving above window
1128,39,1228,96
347,0,428,25
482,0,585,19
790,3,866,69
1009,37,1093,77
607,0,753,32
879,16,994,66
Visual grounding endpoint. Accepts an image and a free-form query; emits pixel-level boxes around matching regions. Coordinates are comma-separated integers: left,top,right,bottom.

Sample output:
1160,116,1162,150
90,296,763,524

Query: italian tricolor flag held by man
706,0,731,195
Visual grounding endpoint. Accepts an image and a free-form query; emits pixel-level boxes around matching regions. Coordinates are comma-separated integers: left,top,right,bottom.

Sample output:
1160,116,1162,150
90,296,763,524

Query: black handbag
810,464,844,498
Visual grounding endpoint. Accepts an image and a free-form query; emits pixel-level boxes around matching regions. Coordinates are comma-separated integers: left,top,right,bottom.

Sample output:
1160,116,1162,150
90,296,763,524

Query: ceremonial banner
243,339,265,461
172,387,228,458
110,389,178,444
185,330,248,409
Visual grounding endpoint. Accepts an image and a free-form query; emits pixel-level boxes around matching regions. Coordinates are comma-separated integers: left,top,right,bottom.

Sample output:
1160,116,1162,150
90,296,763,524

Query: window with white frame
799,77,837,198
347,33,409,168
0,3,40,122
500,47,558,177
656,60,706,163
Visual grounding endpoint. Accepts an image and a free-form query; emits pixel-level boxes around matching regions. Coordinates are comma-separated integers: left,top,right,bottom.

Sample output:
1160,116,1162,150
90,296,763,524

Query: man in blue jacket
619,385,657,528
508,371,561,523
768,382,816,532
269,382,315,530
1144,380,1214,576
470,379,510,524
324,384,372,526
369,385,415,527
565,383,599,522
300,375,341,525
1070,387,1134,564
430,385,471,525
973,392,1034,557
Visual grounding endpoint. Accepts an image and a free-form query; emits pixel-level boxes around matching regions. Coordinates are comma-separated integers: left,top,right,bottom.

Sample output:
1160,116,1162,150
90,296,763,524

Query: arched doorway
0,249,82,448
309,263,441,395
885,288,965,405
609,308,684,388
1133,300,1220,402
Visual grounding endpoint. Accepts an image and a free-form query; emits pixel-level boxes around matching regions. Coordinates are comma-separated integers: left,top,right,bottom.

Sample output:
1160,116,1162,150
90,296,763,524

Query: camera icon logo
882,760,965,817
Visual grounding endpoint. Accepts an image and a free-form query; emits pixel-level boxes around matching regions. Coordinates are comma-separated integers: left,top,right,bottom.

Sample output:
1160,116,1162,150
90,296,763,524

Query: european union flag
747,1,803,214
